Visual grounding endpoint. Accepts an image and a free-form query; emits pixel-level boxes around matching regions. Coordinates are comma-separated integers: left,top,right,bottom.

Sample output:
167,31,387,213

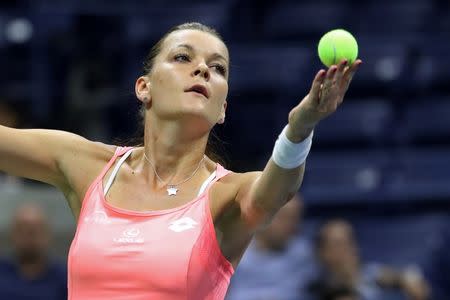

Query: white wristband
271,125,313,169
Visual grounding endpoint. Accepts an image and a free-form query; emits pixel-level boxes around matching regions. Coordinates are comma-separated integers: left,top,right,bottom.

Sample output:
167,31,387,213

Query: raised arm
237,59,362,226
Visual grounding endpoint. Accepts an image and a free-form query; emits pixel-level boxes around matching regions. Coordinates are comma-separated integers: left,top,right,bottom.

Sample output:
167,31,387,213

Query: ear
218,100,227,124
135,76,151,104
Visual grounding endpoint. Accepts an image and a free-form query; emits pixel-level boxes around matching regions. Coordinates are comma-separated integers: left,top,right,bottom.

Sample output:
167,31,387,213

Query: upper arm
232,171,269,230
0,125,113,194
211,171,289,264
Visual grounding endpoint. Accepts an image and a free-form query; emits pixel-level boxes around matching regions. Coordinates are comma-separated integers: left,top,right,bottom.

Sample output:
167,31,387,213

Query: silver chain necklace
143,152,206,196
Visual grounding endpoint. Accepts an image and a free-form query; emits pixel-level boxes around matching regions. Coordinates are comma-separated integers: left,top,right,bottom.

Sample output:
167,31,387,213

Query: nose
192,62,210,81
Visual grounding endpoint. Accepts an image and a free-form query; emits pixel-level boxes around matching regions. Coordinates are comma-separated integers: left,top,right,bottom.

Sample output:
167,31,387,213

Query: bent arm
0,125,66,187
0,125,104,192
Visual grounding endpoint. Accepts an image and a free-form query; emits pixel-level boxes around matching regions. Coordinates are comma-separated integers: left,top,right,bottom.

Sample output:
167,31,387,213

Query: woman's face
319,222,359,274
140,29,229,129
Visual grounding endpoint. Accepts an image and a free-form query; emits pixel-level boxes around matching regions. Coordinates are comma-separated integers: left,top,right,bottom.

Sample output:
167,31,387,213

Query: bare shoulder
209,170,262,224
211,170,261,199
216,170,261,186
58,132,116,165
56,133,116,207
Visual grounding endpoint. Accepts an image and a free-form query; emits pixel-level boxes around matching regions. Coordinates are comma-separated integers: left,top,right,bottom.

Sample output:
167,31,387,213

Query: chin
183,111,213,126
161,97,217,126
182,95,208,109
179,100,212,119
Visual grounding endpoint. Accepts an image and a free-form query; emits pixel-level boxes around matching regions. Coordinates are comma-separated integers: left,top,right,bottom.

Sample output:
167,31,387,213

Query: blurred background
0,0,449,299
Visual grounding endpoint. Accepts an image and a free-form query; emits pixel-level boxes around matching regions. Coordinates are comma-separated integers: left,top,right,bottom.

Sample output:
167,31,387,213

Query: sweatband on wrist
271,125,313,169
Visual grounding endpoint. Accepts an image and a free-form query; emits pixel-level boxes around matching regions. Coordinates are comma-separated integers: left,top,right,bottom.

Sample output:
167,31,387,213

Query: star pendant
167,186,178,196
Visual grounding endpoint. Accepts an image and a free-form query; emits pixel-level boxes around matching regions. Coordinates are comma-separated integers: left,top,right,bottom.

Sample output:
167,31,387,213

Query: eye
174,53,190,62
212,64,227,76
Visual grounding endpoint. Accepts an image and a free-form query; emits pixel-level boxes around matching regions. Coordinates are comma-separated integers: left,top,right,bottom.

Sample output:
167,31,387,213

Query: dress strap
103,148,134,196
197,171,217,197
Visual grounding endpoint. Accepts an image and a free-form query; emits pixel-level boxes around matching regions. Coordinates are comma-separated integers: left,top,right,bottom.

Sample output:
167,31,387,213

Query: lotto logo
168,217,198,233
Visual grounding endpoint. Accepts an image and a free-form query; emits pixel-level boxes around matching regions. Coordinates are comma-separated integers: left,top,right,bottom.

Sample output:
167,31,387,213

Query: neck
141,119,209,185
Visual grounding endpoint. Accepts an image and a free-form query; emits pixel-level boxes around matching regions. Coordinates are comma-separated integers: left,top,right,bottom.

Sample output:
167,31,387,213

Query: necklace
143,152,206,196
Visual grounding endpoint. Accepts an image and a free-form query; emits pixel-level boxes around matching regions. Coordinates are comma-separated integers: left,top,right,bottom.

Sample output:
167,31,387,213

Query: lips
185,84,209,99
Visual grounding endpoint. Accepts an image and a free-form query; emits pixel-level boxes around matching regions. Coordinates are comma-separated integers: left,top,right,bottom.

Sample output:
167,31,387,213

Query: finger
322,65,338,90
309,69,326,100
335,60,361,104
343,59,362,87
335,59,348,83
326,64,338,80
343,59,362,78
319,65,337,102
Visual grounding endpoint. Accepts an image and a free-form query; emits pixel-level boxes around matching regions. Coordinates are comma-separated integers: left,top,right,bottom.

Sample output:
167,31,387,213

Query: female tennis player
0,22,360,299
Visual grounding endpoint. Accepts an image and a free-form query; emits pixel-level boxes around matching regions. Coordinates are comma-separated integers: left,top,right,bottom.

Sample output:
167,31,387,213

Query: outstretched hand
286,59,362,142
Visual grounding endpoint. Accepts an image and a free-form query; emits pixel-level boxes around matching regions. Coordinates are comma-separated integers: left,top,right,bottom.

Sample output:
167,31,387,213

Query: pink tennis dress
68,147,234,299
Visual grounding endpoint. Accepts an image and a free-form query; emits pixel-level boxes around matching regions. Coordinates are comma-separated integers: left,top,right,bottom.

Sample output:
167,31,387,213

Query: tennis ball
318,29,358,67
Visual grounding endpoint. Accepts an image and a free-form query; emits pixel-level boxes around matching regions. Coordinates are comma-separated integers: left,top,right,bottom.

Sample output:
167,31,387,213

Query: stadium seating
301,150,390,204
314,98,394,148
395,98,450,146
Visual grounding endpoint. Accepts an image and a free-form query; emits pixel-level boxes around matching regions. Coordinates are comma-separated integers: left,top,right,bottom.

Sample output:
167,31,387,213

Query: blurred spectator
309,220,430,300
0,203,67,299
226,194,316,300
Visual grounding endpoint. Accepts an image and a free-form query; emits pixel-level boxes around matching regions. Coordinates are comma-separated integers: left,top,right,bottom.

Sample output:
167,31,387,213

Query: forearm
250,159,305,212
249,124,312,212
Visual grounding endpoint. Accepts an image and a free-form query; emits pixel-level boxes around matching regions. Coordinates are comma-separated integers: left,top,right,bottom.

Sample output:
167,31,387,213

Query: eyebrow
175,44,228,63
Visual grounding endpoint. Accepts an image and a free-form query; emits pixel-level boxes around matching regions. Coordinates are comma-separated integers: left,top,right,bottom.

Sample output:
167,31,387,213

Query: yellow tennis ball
318,29,358,67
